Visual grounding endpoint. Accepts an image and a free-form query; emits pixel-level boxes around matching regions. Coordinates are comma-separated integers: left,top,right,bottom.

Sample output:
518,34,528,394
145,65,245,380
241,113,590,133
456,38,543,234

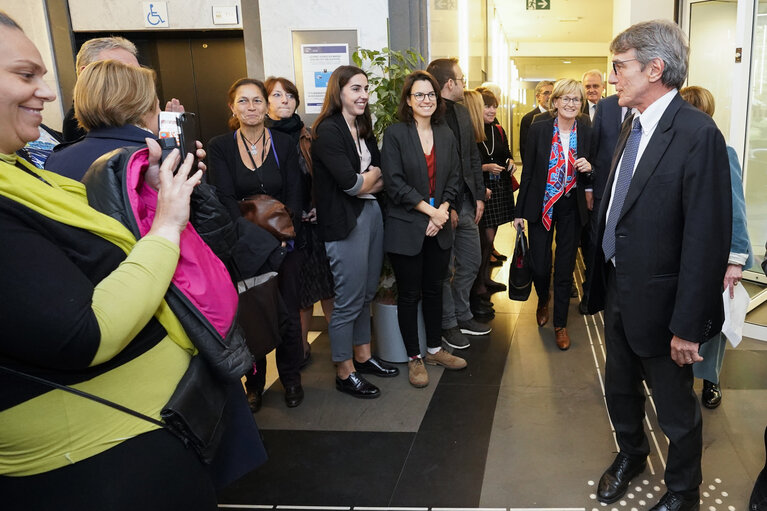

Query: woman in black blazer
208,78,305,411
514,78,593,351
381,70,467,388
311,65,399,400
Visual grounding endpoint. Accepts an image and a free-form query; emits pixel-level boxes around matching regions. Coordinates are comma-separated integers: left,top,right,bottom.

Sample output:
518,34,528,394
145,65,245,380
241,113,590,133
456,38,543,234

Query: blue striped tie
602,117,642,262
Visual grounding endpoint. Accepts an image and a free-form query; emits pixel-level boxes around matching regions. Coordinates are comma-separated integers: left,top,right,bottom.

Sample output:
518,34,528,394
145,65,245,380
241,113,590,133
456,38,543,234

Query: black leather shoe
284,384,304,408
702,380,722,409
247,390,262,413
489,257,503,267
649,491,700,511
353,355,399,377
492,249,507,261
336,372,381,398
571,282,579,298
578,300,590,315
299,347,312,369
597,453,647,503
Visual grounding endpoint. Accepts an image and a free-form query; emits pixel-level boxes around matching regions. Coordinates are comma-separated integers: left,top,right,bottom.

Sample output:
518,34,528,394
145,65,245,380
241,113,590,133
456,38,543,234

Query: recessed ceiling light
563,60,572,64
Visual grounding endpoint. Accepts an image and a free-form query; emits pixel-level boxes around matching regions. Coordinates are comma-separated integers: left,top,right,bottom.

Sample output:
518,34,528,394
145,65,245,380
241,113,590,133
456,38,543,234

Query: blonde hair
679,86,715,117
74,60,158,132
549,78,585,116
463,89,486,142
75,36,137,75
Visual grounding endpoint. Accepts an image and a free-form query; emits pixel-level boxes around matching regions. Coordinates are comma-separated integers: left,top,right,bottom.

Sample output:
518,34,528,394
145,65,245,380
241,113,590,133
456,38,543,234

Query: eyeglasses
271,91,295,101
453,76,465,88
558,96,582,105
411,92,437,102
612,58,639,74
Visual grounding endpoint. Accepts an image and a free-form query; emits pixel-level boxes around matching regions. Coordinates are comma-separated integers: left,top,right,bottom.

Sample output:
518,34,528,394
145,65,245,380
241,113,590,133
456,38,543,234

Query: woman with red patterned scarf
514,78,593,351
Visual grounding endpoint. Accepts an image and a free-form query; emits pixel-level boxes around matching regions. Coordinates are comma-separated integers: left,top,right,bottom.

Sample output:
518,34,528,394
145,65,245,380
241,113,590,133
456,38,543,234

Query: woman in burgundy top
380,70,466,388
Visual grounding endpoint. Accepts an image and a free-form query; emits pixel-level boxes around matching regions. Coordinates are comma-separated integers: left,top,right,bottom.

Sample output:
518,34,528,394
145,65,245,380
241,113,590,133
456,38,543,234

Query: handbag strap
0,364,167,430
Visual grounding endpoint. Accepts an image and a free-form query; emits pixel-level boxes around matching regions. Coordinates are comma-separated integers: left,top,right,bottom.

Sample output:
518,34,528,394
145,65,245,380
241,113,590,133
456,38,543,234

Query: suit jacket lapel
618,95,682,223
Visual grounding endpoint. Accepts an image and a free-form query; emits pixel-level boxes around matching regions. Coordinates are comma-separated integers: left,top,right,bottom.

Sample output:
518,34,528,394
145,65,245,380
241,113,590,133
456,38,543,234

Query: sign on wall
143,2,169,28
301,44,350,114
526,0,550,10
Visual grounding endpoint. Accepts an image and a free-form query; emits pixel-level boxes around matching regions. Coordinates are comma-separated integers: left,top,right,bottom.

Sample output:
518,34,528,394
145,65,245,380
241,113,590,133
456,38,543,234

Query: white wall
613,0,675,37
4,0,64,129
258,0,388,81
68,0,242,31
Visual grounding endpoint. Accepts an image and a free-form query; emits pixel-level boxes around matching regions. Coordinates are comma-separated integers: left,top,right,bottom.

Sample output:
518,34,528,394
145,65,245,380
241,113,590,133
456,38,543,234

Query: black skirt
299,222,335,309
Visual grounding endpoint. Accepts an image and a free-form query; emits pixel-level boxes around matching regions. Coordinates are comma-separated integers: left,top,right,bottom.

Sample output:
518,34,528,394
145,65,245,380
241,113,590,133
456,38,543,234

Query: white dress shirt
605,89,678,264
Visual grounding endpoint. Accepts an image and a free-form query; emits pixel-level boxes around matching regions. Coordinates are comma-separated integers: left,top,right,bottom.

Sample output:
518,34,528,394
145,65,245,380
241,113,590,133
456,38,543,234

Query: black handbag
0,356,227,464
237,271,287,360
508,225,533,301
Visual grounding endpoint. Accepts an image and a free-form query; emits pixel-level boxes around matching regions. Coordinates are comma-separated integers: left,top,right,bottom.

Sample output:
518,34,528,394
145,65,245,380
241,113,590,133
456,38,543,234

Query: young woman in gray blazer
381,70,467,388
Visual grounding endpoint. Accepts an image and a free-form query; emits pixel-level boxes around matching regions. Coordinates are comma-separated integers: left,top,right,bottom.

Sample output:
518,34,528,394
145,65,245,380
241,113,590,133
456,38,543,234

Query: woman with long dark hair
381,70,466,388
312,65,399,399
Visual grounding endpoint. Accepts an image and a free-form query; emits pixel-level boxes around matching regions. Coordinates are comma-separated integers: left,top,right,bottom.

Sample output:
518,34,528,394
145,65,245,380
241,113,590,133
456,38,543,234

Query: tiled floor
218,224,767,511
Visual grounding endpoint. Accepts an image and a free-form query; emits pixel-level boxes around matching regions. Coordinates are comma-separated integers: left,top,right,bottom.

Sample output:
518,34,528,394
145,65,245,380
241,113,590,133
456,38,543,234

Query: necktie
602,117,642,262
590,104,596,121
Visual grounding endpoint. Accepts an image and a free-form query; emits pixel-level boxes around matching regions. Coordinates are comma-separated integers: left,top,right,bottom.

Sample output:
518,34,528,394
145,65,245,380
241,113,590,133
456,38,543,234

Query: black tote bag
508,225,533,301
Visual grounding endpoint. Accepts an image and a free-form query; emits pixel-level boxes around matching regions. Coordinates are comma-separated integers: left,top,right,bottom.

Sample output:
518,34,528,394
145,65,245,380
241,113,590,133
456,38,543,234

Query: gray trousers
442,196,481,328
325,200,384,362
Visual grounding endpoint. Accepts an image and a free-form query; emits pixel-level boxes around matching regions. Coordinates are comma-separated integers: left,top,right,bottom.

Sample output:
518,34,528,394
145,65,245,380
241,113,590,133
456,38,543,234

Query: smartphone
158,111,199,170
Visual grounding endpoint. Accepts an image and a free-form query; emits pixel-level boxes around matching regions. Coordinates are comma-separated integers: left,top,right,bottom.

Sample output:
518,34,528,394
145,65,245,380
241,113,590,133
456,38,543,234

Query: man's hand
474,200,484,224
450,209,459,229
670,335,703,367
585,190,594,211
165,98,185,113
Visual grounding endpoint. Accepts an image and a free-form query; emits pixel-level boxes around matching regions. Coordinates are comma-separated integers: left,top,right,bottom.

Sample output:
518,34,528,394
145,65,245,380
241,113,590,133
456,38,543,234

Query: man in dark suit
581,69,605,121
579,93,628,314
589,20,731,511
519,80,553,164
426,58,489,349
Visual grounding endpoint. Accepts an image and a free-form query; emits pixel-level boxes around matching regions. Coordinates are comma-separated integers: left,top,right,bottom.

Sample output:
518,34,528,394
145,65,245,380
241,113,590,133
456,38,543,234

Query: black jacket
311,113,381,242
516,115,592,227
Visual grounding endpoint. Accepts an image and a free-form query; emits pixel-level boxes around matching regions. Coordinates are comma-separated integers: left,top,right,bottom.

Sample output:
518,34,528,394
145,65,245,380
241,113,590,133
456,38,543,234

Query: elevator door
151,35,247,145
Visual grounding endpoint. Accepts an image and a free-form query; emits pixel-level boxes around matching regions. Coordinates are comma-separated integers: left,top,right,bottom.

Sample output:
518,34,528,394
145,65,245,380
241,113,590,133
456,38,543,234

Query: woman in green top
0,12,224,509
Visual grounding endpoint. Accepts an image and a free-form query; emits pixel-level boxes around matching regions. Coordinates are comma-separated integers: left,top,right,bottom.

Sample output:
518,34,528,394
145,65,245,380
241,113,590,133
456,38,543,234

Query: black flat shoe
649,491,700,511
578,300,590,315
284,384,304,408
489,257,503,267
597,453,647,503
353,355,399,377
336,372,381,398
702,379,722,409
247,390,263,413
471,302,495,317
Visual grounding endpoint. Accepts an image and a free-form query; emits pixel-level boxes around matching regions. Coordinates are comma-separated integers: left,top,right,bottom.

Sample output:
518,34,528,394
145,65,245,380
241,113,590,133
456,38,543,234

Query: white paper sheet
722,283,750,348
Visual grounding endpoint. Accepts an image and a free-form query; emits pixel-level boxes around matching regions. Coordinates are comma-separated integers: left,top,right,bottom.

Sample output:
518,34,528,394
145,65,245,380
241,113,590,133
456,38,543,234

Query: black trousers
0,429,217,510
528,192,579,327
604,263,702,496
248,248,304,392
389,236,451,357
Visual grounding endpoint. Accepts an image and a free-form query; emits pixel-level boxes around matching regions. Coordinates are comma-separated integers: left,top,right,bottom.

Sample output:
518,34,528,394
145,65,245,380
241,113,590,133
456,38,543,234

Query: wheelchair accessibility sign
143,2,169,28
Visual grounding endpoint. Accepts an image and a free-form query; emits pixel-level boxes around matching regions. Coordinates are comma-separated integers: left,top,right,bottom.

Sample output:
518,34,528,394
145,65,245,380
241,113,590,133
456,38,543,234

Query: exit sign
527,0,550,9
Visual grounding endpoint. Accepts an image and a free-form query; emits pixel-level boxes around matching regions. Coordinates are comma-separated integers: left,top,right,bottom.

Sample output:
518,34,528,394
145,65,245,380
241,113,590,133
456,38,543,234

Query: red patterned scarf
541,118,576,231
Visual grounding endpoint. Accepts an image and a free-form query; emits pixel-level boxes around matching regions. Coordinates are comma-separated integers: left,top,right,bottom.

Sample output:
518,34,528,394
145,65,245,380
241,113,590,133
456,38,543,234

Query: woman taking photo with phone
381,70,466,388
208,77,305,411
312,65,399,399
513,78,592,351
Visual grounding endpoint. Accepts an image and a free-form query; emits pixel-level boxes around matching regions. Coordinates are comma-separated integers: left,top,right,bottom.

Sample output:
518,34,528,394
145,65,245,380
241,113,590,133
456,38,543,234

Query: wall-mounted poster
300,44,350,114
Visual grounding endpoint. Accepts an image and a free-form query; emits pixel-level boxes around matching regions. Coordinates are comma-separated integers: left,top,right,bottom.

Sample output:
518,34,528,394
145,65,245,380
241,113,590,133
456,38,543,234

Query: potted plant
353,47,429,363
